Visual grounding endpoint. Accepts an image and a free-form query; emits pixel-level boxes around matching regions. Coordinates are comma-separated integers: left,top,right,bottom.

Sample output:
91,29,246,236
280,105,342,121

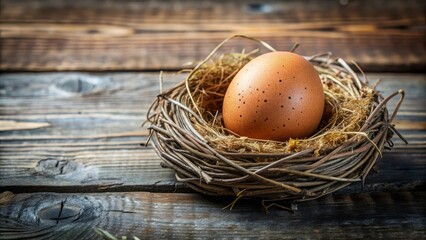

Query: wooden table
0,1,425,239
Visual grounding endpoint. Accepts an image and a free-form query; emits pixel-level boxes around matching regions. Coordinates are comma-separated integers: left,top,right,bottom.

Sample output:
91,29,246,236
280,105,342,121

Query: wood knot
57,76,96,94
34,158,98,181
245,3,273,13
0,193,104,236
51,74,108,96
38,199,82,224
35,158,81,177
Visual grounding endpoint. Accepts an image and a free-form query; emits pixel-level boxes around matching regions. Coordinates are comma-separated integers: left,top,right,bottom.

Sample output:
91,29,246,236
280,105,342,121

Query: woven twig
144,37,405,203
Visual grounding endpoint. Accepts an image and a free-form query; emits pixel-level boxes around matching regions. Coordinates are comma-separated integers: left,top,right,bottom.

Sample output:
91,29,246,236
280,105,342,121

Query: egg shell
222,51,324,141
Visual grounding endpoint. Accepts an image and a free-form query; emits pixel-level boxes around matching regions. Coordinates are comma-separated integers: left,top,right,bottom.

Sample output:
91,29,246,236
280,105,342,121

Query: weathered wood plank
0,191,424,239
1,0,425,71
0,72,425,194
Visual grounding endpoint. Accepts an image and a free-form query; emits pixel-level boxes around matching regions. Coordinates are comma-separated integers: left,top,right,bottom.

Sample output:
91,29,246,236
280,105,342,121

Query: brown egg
222,51,324,141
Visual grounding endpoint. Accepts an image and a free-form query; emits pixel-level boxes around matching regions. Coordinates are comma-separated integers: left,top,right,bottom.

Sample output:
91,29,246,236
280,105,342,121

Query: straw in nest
143,35,406,209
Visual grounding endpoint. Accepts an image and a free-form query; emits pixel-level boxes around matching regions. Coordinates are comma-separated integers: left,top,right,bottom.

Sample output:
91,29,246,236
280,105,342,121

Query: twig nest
145,36,405,204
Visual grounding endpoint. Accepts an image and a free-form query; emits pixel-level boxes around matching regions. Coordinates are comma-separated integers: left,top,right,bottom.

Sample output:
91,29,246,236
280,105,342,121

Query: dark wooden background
0,0,425,239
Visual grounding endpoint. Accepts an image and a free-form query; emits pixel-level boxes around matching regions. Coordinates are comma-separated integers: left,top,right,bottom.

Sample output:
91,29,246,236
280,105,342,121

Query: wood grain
1,0,425,71
0,72,425,194
0,120,50,131
0,191,424,239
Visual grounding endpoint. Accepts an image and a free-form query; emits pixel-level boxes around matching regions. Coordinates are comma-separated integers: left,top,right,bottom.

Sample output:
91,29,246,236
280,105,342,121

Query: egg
222,51,324,141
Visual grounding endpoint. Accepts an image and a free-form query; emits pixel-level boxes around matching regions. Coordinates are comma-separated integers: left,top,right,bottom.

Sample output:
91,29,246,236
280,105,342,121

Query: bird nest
144,36,405,207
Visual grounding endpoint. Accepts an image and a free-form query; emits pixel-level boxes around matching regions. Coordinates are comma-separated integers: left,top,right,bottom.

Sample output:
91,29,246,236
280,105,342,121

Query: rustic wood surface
1,0,425,71
0,0,425,239
0,191,425,239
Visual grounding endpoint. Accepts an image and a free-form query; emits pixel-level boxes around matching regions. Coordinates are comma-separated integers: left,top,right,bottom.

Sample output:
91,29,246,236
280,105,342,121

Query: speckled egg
222,51,324,141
